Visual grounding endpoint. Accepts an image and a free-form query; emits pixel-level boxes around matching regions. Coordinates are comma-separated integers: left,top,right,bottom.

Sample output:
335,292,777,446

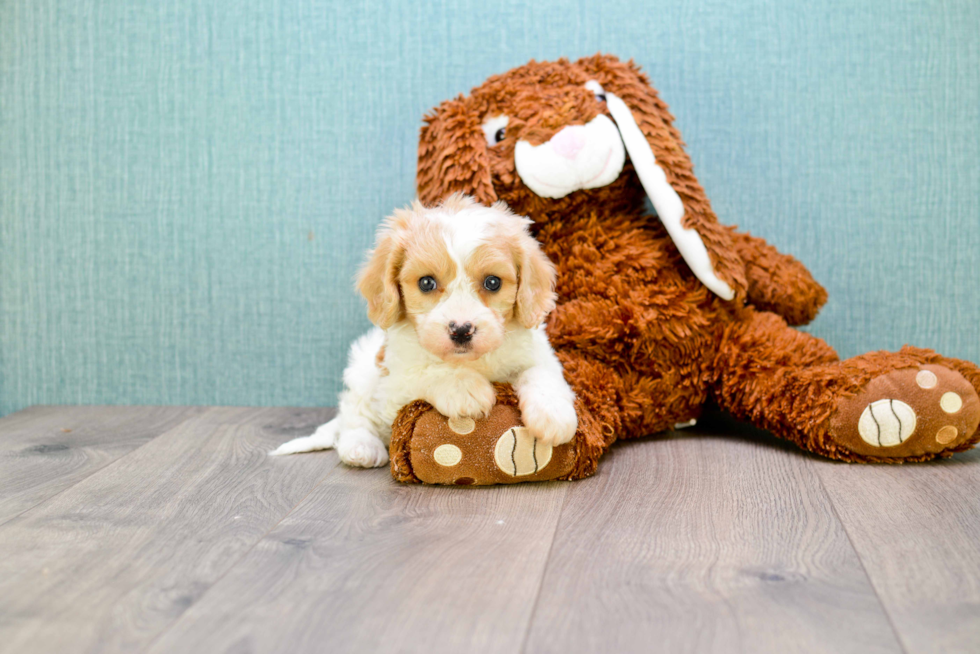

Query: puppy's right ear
417,97,498,207
357,214,407,329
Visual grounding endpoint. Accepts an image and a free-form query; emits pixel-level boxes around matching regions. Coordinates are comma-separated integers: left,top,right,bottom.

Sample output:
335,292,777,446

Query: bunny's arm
727,228,827,326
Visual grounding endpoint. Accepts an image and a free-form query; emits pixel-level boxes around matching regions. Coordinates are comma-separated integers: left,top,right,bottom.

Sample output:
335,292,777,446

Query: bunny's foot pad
389,387,576,485
831,364,980,460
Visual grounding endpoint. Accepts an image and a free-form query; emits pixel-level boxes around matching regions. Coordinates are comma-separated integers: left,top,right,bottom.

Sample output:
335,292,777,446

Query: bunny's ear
417,97,498,207
578,55,746,301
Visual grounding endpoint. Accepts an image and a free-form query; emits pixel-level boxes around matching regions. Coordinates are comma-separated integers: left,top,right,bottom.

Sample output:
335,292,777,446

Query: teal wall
2,0,978,416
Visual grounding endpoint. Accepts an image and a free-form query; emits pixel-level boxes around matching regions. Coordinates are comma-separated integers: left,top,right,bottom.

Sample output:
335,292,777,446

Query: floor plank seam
0,412,204,529
517,483,571,654
808,460,911,654
137,457,343,654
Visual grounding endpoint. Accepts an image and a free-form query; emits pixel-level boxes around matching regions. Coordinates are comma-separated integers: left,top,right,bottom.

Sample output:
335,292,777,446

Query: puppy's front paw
336,428,389,468
521,395,578,447
431,378,496,420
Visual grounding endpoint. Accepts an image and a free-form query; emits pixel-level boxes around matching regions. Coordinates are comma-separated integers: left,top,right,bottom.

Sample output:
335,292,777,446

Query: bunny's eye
585,80,606,103
481,115,510,147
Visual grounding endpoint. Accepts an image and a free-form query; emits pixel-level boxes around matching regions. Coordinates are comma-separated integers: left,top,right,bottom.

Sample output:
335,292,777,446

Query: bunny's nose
550,125,586,160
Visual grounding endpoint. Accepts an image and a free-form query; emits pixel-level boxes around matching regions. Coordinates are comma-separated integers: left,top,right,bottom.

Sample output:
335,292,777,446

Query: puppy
271,194,577,468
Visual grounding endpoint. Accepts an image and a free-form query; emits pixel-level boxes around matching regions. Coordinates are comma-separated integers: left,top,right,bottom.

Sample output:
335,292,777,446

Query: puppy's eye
595,93,607,102
418,276,437,293
483,275,502,292
481,115,510,147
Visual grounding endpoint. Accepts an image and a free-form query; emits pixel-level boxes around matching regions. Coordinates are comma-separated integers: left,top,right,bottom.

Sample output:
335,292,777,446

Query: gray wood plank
811,446,980,653
145,467,571,654
0,406,202,525
523,427,903,654
0,406,337,654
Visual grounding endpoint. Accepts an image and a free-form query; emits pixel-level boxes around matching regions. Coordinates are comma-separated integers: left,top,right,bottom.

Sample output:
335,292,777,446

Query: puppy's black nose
448,321,475,345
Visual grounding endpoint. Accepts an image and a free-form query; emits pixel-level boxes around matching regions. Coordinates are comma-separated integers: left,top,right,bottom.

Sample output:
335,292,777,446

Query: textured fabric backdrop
1,0,978,417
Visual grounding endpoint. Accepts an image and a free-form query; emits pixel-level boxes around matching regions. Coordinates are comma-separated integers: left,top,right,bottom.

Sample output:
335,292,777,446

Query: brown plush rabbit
388,54,980,485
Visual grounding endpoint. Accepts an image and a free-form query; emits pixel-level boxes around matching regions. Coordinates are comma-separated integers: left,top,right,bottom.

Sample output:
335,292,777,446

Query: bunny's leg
712,308,980,461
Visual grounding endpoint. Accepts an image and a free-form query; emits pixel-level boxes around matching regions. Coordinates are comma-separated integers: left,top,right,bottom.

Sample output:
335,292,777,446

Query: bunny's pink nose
550,125,587,160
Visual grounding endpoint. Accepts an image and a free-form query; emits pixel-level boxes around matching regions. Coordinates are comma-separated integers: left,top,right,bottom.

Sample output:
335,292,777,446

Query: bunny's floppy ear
579,55,746,301
417,97,498,207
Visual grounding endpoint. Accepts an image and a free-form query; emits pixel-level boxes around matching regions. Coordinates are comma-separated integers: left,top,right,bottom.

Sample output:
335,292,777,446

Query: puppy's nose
448,321,475,345
550,125,586,160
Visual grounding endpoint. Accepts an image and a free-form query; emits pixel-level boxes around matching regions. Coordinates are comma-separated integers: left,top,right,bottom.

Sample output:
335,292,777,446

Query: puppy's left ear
514,228,558,328
357,213,407,329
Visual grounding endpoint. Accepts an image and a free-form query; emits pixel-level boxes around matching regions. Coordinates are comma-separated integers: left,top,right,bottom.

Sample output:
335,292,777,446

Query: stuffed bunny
387,54,980,485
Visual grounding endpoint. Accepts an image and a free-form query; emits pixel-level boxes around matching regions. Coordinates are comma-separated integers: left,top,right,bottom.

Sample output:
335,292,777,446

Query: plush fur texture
397,54,980,482
271,197,577,467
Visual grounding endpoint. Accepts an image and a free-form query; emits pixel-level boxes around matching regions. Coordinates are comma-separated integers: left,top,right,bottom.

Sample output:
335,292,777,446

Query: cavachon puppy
384,53,980,483
272,195,577,468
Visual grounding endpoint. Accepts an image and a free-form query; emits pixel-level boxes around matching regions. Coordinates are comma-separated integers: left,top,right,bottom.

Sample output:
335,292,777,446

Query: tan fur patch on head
398,220,458,327
357,205,451,329
468,206,560,328
456,199,556,328
466,241,519,319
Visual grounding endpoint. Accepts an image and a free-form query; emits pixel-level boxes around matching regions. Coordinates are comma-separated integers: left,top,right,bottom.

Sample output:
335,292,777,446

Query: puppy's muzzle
448,321,475,345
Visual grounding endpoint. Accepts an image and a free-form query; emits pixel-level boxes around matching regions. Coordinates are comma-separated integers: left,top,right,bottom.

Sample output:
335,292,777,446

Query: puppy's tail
269,417,339,456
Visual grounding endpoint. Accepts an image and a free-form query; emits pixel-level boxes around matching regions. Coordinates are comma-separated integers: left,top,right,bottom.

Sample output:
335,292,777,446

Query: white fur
514,114,625,199
271,205,577,467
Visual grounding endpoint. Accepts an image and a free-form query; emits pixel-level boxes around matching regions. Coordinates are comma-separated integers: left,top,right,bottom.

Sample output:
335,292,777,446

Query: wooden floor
1,406,979,653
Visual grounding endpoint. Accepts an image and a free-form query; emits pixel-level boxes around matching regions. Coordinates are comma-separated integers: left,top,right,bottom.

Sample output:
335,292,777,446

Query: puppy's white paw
431,378,496,420
269,418,339,455
336,428,389,468
521,395,578,447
